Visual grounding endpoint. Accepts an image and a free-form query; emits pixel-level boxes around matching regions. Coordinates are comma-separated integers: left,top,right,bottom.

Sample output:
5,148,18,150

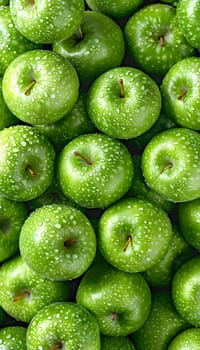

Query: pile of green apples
0,0,200,349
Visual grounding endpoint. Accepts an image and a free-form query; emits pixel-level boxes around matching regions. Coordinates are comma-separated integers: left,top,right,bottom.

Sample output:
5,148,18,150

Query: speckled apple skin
167,328,200,349
86,0,143,18
26,302,101,350
0,326,27,350
179,198,200,251
101,335,136,350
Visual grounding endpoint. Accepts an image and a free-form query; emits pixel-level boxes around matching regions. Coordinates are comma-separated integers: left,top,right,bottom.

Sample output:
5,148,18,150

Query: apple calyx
178,87,188,100
64,239,77,247
73,151,93,165
159,36,165,47
123,235,132,252
24,79,36,96
160,162,173,174
111,312,117,321
12,290,30,302
119,78,125,98
49,341,63,350
26,165,36,177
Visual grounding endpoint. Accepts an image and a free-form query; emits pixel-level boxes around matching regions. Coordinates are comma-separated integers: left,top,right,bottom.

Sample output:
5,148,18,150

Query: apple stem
24,79,36,96
160,162,173,174
73,151,93,165
64,239,77,247
178,87,188,100
111,312,117,321
119,79,125,98
159,36,165,47
123,235,132,252
49,342,63,350
12,290,30,302
26,166,36,177
78,26,83,40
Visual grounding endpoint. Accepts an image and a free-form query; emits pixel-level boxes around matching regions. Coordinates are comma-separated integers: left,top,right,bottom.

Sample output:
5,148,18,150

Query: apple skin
167,328,200,350
177,0,200,51
2,49,79,125
26,302,101,350
85,0,143,18
0,77,19,130
10,0,84,44
57,133,134,209
0,195,27,263
0,326,27,350
101,335,136,349
76,262,151,336
0,255,69,323
0,0,9,4
86,66,161,139
19,204,96,281
0,125,55,202
161,57,200,130
133,291,190,350
172,256,200,327
98,198,173,273
53,11,125,83
179,199,200,251
141,128,200,203
124,3,194,77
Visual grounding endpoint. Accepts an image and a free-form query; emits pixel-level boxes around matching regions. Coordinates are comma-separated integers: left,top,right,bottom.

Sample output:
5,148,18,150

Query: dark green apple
0,195,27,263
0,125,55,201
0,77,19,131
85,0,143,18
87,66,161,139
142,128,200,202
101,335,136,349
53,11,125,83
172,256,200,327
161,57,200,130
19,204,96,281
179,198,200,251
26,302,100,350
2,49,79,125
0,255,69,323
76,262,151,336
124,3,194,77
57,133,134,209
10,0,84,44
133,291,190,350
0,326,27,350
168,328,200,350
98,198,173,273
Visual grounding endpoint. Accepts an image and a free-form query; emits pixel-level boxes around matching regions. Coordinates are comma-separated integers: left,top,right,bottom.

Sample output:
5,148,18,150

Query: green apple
26,302,100,350
124,3,194,77
57,133,134,209
142,128,200,202
177,0,200,50
179,198,200,251
53,11,125,83
19,204,96,281
0,125,55,201
76,262,151,336
0,0,9,4
2,49,79,125
0,77,19,130
0,5,40,76
101,335,136,349
133,291,190,350
0,195,27,263
0,326,27,350
10,0,84,44
161,57,200,130
98,197,173,273
36,91,95,152
86,66,161,139
0,255,69,323
167,328,200,350
172,256,200,327
85,0,143,18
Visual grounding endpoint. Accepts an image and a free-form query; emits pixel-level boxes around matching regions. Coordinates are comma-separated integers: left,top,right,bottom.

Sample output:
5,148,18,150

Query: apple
124,3,194,77
86,66,161,139
133,291,190,350
161,57,200,130
10,0,84,44
0,255,69,323
76,261,151,336
26,302,101,350
2,49,79,125
0,195,27,263
101,335,136,349
0,77,19,130
56,133,134,209
141,127,200,203
167,328,200,349
178,198,200,251
0,0,9,4
98,197,173,273
177,0,200,50
0,326,27,350
172,256,200,327
19,204,97,281
0,125,55,201
0,5,40,76
53,11,125,83
85,0,144,18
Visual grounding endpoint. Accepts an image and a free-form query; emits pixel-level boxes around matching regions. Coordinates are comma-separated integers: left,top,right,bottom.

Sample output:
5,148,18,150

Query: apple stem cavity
64,239,77,247
159,36,165,47
160,162,173,174
178,87,188,100
119,78,125,98
12,290,30,302
73,151,93,165
111,312,117,321
49,342,63,350
26,166,36,177
24,79,36,96
123,235,132,252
